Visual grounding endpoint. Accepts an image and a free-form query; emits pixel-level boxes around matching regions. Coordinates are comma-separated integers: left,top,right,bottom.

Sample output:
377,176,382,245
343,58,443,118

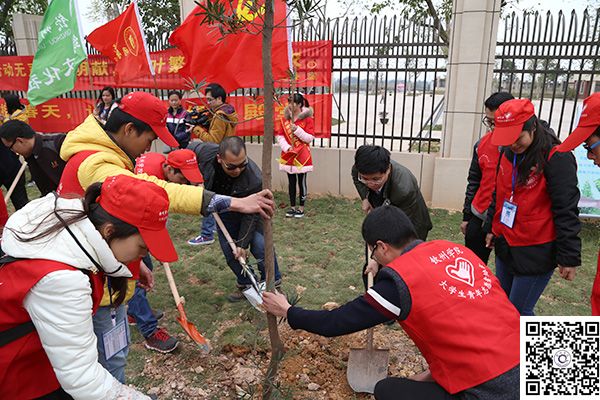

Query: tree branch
423,0,448,45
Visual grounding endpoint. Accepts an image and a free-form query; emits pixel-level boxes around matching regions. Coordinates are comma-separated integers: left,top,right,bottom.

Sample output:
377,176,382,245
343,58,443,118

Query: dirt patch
136,321,425,399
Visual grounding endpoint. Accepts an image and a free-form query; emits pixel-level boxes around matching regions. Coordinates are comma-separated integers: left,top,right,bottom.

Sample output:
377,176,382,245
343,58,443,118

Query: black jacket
352,159,432,240
463,139,483,221
188,141,263,248
485,149,581,274
26,133,66,196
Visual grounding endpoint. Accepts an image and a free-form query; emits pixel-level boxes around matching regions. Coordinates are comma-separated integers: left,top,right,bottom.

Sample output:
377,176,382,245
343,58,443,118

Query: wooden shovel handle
5,161,27,206
213,212,247,265
163,262,182,306
366,271,374,351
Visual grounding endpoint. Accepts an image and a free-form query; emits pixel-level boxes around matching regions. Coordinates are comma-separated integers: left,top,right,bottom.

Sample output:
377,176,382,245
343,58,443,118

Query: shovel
4,160,28,205
162,262,210,352
346,271,390,393
212,212,264,311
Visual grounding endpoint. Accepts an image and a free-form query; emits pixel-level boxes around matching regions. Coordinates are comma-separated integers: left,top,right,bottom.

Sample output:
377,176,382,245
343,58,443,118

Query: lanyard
510,153,518,201
107,280,116,327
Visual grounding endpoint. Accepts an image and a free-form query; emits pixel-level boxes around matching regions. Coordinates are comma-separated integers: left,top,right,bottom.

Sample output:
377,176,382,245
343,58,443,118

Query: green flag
27,0,86,106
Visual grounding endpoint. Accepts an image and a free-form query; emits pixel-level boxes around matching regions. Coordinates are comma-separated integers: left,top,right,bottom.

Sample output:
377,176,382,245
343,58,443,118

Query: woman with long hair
485,98,581,315
93,86,117,124
275,93,315,218
0,175,176,399
0,93,28,124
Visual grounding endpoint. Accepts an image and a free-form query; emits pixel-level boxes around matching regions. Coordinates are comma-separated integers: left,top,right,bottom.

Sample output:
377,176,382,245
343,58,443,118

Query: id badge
500,200,517,229
102,320,128,360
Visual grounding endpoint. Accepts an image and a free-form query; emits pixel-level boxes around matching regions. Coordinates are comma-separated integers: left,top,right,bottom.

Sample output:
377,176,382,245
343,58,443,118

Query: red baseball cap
119,91,179,148
557,92,600,152
491,99,536,146
166,149,204,184
98,175,178,262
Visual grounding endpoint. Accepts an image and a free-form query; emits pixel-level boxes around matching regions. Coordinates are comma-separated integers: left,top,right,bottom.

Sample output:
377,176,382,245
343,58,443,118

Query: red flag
86,2,154,84
169,0,292,92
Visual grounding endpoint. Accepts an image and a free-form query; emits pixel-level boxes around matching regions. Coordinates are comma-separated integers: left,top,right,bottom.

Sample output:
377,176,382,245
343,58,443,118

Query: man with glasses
461,92,514,264
191,82,238,144
352,144,432,285
189,83,239,246
0,119,66,196
189,136,282,301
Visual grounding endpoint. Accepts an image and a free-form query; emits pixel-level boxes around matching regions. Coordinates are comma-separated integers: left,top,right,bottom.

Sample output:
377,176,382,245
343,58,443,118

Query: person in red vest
461,92,514,263
554,92,600,314
262,205,519,400
0,190,7,229
0,175,173,399
484,98,581,315
135,149,204,185
129,149,203,353
276,92,315,218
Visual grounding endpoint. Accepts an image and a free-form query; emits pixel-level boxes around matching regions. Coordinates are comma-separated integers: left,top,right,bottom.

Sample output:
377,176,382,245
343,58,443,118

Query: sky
76,0,593,35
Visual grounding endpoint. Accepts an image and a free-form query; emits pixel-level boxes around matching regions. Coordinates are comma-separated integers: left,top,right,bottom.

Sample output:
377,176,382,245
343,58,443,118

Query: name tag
500,200,518,229
102,320,128,360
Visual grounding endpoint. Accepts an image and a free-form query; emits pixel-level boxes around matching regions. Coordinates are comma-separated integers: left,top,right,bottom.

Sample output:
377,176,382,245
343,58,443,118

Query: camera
185,107,211,129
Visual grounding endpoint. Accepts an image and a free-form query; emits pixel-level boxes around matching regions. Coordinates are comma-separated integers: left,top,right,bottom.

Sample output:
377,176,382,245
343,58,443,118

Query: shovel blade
176,304,211,353
346,348,390,394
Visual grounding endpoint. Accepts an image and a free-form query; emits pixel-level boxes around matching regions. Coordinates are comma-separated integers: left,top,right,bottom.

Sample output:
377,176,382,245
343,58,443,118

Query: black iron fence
2,9,598,151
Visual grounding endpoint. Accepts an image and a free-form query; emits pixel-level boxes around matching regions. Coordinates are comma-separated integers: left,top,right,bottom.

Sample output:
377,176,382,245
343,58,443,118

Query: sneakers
144,327,178,353
285,208,305,218
187,235,215,246
127,314,136,326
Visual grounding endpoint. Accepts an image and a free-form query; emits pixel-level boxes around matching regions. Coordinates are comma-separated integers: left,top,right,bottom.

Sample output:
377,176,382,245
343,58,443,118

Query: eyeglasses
6,140,16,152
583,141,600,153
482,116,495,130
358,174,386,184
223,158,248,171
370,244,378,260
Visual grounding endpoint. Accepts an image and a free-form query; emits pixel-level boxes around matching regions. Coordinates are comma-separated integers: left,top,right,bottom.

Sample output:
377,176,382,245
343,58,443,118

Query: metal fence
494,9,600,140
2,9,599,151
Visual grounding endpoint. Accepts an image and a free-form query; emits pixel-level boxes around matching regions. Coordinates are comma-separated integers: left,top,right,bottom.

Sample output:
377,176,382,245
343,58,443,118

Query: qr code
521,317,600,398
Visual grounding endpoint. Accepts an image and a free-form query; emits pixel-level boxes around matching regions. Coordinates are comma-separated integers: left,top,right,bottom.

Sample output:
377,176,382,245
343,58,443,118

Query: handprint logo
445,258,475,287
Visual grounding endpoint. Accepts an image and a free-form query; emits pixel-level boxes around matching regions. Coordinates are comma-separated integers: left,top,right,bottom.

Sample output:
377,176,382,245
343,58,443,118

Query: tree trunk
261,0,284,398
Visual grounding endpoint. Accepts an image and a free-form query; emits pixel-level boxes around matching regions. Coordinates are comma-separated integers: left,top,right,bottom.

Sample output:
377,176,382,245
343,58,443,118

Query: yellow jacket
60,115,210,305
192,105,238,143
0,109,28,125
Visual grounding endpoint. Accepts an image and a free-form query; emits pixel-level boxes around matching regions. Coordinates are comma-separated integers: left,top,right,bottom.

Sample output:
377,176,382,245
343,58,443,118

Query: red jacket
471,132,501,215
0,259,104,398
388,240,520,394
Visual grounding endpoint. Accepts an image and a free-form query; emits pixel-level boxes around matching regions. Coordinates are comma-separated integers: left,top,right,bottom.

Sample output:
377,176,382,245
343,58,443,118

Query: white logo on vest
445,257,475,287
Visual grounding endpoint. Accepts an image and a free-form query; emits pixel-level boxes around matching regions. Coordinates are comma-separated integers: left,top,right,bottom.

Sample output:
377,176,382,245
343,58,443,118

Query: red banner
0,94,332,138
0,98,95,133
0,41,332,92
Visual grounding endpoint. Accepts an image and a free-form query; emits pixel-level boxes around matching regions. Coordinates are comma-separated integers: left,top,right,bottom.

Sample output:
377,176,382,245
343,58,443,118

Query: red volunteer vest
0,190,7,228
591,250,600,316
57,150,140,279
278,117,314,169
134,152,166,180
471,132,501,215
0,259,104,399
388,240,520,394
492,150,556,246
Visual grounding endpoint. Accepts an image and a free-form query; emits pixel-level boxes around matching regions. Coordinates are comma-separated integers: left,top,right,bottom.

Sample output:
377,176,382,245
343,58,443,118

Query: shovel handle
213,212,246,262
366,271,374,351
5,160,27,206
163,262,183,306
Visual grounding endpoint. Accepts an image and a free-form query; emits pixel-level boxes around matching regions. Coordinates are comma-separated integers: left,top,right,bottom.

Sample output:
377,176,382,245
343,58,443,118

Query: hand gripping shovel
212,212,264,311
346,271,390,393
162,262,210,352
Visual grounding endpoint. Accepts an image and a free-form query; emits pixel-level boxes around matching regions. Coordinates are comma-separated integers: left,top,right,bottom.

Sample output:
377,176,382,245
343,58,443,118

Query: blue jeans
127,255,157,338
201,213,216,239
93,304,129,383
495,256,554,316
216,212,281,286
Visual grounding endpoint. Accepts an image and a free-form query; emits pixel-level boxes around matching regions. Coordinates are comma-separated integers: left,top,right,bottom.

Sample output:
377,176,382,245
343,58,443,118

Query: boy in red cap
135,149,204,185
556,92,600,314
128,149,203,353
57,91,274,382
483,98,581,316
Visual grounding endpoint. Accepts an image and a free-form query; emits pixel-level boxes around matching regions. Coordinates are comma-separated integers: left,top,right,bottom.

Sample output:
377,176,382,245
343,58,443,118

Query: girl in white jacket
0,174,178,400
